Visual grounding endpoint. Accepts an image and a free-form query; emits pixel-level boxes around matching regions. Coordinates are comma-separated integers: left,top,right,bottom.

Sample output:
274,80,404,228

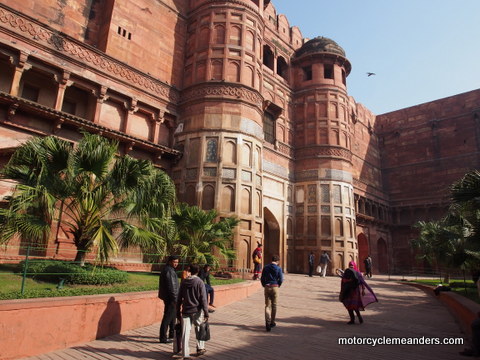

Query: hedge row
22,260,129,285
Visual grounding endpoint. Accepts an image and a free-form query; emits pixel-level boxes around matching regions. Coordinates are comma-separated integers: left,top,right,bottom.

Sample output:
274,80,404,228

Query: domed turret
294,36,346,58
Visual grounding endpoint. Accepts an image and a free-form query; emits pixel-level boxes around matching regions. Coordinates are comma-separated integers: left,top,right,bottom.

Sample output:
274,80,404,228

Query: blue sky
272,0,480,114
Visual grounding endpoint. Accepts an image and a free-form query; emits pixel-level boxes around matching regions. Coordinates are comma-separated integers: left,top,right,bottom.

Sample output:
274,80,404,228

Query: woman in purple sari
339,261,377,324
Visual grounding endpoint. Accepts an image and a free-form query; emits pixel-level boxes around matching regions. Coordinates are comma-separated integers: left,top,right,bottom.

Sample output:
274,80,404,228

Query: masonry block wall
376,89,480,271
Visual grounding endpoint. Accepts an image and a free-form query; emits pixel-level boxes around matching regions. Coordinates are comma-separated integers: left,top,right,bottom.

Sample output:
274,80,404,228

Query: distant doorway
263,207,280,265
358,233,369,272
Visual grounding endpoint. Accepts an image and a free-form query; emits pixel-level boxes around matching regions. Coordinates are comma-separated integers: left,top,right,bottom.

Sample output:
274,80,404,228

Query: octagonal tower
291,37,357,272
173,0,268,268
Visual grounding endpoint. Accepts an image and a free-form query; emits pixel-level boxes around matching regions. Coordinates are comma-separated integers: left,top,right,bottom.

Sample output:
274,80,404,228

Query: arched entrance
377,238,388,273
357,233,369,272
264,207,280,265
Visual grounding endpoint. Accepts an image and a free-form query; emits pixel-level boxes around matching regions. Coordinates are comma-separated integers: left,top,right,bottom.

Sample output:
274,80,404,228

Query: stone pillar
53,71,71,111
93,86,108,124
10,51,30,97
152,110,164,144
122,98,138,133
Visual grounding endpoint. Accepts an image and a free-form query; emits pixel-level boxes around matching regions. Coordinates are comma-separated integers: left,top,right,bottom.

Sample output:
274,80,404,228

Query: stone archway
264,207,280,265
357,233,369,272
377,238,388,273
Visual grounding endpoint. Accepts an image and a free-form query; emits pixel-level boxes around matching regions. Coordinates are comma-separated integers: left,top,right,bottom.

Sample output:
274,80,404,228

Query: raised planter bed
0,280,261,360
403,281,480,338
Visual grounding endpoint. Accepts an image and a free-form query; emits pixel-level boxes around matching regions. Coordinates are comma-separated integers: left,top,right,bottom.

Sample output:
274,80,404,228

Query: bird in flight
366,72,376,77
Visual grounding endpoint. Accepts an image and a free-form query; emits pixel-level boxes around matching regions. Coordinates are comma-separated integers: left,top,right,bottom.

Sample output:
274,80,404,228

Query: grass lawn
406,278,480,303
0,264,244,300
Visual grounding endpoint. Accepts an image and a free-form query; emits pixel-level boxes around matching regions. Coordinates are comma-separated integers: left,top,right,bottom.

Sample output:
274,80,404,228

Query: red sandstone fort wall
377,89,480,208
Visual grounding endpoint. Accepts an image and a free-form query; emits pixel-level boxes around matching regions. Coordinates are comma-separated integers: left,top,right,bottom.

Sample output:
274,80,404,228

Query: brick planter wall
403,282,480,338
0,280,261,360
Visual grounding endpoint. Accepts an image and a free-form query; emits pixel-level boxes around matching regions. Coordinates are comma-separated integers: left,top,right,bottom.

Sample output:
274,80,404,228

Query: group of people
308,252,373,280
158,249,377,359
260,246,377,329
158,256,215,359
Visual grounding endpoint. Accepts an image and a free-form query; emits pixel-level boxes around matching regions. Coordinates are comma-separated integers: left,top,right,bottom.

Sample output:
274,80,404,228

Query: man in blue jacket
261,255,283,332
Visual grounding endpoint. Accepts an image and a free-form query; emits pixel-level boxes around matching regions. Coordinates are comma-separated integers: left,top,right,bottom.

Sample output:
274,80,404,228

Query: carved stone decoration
0,6,179,103
53,118,64,133
7,103,19,121
181,84,263,108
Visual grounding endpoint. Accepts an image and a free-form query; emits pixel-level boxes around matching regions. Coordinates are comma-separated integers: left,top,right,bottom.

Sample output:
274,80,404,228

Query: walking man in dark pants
261,255,283,332
158,255,179,343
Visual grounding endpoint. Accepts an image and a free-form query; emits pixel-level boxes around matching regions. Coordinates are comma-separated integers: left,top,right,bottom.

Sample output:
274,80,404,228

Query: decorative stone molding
181,83,263,108
263,160,290,179
277,141,293,157
192,0,259,14
0,5,179,103
296,169,318,181
297,146,353,161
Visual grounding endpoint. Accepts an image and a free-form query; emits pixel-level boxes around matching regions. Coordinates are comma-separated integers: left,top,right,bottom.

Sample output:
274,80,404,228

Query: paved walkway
23,274,467,360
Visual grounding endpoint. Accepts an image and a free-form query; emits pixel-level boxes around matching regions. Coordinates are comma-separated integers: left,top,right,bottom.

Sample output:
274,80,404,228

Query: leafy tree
172,203,238,267
412,219,467,282
0,133,176,265
451,170,480,245
412,170,480,282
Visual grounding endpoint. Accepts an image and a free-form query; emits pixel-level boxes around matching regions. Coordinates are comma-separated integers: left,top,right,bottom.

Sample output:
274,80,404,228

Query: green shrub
21,260,128,285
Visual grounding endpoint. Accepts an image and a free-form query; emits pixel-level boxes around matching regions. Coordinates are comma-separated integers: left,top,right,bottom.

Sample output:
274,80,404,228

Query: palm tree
451,170,480,244
172,203,238,268
0,133,176,265
412,218,468,282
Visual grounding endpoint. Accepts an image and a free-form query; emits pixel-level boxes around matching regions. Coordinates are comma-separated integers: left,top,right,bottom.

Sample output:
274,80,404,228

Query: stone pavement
23,274,468,360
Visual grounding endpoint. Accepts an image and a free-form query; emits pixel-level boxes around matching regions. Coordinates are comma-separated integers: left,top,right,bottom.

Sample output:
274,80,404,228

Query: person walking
198,264,215,312
339,261,377,324
177,264,209,359
252,242,263,280
158,255,180,343
319,251,331,277
364,255,373,278
308,251,315,277
261,255,283,332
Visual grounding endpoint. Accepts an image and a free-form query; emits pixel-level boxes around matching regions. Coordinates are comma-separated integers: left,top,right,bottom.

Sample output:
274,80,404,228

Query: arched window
321,216,331,236
214,25,225,44
227,61,240,82
224,140,237,164
263,112,275,144
202,185,215,210
276,56,288,80
241,188,252,214
198,27,210,49
287,218,293,235
206,139,218,162
185,185,196,206
263,45,274,70
229,25,242,46
246,30,255,51
335,217,344,236
256,191,261,217
221,186,235,212
211,60,223,80
241,143,252,167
